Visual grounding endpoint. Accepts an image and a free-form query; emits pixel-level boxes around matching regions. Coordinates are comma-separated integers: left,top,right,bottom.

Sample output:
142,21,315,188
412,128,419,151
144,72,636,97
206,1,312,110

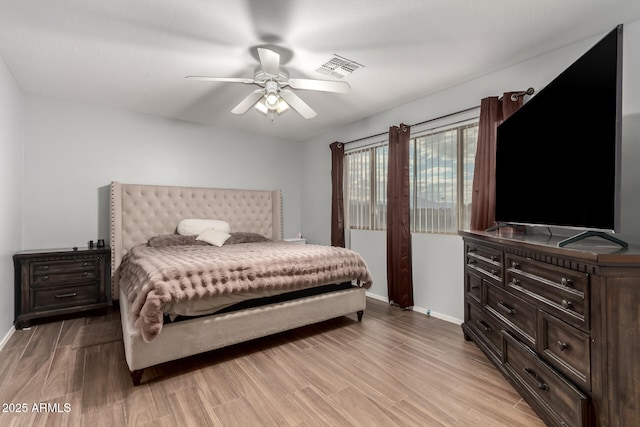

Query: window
346,145,387,230
346,120,478,234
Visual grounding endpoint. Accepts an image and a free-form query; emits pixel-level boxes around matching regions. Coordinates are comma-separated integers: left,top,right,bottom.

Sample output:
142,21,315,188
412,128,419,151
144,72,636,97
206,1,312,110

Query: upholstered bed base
110,182,367,385
120,286,366,385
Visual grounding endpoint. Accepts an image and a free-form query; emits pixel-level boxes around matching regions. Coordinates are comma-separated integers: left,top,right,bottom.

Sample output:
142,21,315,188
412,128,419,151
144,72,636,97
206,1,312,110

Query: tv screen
495,25,623,233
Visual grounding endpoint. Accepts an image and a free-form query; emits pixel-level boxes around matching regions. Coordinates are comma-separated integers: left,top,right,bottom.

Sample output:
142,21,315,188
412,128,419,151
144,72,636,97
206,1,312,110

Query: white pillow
177,219,231,236
196,229,231,247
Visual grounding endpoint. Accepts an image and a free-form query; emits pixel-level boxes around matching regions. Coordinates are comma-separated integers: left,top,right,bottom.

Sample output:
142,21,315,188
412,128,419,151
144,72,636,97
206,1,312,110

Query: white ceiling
1,0,640,142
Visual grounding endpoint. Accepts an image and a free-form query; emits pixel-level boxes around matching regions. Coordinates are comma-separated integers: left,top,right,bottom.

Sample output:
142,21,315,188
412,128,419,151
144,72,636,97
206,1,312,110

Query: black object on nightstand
13,246,110,329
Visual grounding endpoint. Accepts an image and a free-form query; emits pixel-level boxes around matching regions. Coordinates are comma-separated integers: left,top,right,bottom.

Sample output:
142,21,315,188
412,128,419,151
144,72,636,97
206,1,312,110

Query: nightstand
14,247,110,328
283,237,307,244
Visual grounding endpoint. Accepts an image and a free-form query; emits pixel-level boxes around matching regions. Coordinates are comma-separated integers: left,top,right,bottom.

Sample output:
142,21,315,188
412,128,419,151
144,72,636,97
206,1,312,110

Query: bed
109,181,372,385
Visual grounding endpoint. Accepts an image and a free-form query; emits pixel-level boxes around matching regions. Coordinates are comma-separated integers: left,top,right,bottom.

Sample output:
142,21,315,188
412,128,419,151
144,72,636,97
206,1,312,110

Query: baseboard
412,304,462,325
365,291,389,303
0,325,15,351
365,291,462,325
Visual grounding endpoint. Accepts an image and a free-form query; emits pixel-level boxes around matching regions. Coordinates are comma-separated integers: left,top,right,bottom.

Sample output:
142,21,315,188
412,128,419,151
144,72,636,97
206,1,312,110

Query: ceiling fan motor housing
254,69,289,84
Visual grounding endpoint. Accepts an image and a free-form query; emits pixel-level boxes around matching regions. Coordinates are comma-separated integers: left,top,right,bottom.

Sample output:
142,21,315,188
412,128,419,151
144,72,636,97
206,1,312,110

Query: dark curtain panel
387,124,414,308
330,141,345,247
469,93,523,230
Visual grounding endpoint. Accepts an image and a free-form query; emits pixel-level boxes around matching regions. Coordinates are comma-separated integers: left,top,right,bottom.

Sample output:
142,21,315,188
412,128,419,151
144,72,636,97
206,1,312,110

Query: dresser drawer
506,254,589,331
485,282,537,347
539,312,591,391
503,331,588,427
31,283,99,311
31,258,99,286
466,242,502,285
465,270,482,304
466,302,503,358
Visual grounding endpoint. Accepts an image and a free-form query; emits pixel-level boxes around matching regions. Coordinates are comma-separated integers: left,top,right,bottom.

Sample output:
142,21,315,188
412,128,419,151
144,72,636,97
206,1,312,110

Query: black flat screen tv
494,25,624,246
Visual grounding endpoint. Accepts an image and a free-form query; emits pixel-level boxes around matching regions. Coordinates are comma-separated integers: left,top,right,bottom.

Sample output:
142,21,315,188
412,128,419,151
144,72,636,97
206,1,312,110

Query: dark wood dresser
460,230,640,427
14,247,110,328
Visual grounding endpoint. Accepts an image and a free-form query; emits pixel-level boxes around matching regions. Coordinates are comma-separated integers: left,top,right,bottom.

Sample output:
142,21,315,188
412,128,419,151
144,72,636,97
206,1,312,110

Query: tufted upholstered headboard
109,181,283,299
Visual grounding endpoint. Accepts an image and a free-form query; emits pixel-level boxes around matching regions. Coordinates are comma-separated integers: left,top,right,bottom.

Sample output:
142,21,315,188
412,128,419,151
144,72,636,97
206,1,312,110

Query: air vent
316,55,364,79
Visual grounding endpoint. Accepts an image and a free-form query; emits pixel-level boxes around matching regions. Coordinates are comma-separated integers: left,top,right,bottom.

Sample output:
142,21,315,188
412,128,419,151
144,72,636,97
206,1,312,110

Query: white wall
301,19,640,322
0,54,23,340
8,20,640,332
350,230,464,322
22,96,304,250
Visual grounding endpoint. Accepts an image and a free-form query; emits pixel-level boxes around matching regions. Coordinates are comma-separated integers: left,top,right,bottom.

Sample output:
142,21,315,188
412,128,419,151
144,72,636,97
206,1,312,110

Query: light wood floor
0,298,544,426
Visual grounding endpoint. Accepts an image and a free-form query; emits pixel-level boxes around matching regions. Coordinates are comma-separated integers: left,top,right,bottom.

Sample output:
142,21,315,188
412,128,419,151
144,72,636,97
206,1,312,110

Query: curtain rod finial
510,87,536,102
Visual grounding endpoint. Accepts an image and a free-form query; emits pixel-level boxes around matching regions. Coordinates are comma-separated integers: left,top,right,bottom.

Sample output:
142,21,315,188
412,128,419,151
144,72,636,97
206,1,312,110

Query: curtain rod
341,87,534,146
342,105,480,146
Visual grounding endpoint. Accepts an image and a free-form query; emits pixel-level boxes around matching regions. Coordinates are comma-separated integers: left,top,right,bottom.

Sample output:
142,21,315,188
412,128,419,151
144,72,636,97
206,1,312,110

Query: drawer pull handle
490,269,498,276
42,275,49,281
557,341,569,351
490,255,497,261
510,278,520,286
561,277,573,287
467,260,477,265
562,299,574,310
511,262,520,269
468,248,477,253
523,367,549,391
42,265,49,271
55,292,78,299
82,272,88,277
497,302,516,315
477,320,492,332
82,262,89,267
470,283,480,290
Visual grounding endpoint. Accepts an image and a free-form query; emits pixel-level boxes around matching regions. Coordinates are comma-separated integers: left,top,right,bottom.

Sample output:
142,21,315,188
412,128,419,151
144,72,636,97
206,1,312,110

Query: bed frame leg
357,310,364,322
130,369,144,386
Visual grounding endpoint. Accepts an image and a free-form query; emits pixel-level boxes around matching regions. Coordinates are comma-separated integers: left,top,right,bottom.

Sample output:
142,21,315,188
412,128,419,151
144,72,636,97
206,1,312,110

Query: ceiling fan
186,48,350,119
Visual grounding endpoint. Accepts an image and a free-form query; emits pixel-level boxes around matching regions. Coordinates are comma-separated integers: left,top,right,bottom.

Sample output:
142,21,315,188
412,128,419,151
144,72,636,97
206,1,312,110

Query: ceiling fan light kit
255,96,289,114
264,81,280,108
186,47,351,120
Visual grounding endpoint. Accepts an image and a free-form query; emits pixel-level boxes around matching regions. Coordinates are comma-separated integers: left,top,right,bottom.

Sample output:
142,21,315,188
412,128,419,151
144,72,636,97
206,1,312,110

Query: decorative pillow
196,229,231,247
224,232,271,245
148,234,208,247
177,219,231,236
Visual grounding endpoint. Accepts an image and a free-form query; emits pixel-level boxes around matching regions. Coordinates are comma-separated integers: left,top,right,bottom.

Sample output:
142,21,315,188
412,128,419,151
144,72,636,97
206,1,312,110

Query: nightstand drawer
32,258,99,275
31,259,99,286
31,283,99,310
31,270,98,287
503,331,588,427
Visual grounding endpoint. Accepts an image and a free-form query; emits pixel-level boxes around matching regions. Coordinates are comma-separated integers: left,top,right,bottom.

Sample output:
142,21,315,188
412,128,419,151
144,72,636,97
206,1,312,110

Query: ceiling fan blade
257,48,280,76
231,89,265,114
287,78,351,93
185,76,255,84
280,90,317,119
